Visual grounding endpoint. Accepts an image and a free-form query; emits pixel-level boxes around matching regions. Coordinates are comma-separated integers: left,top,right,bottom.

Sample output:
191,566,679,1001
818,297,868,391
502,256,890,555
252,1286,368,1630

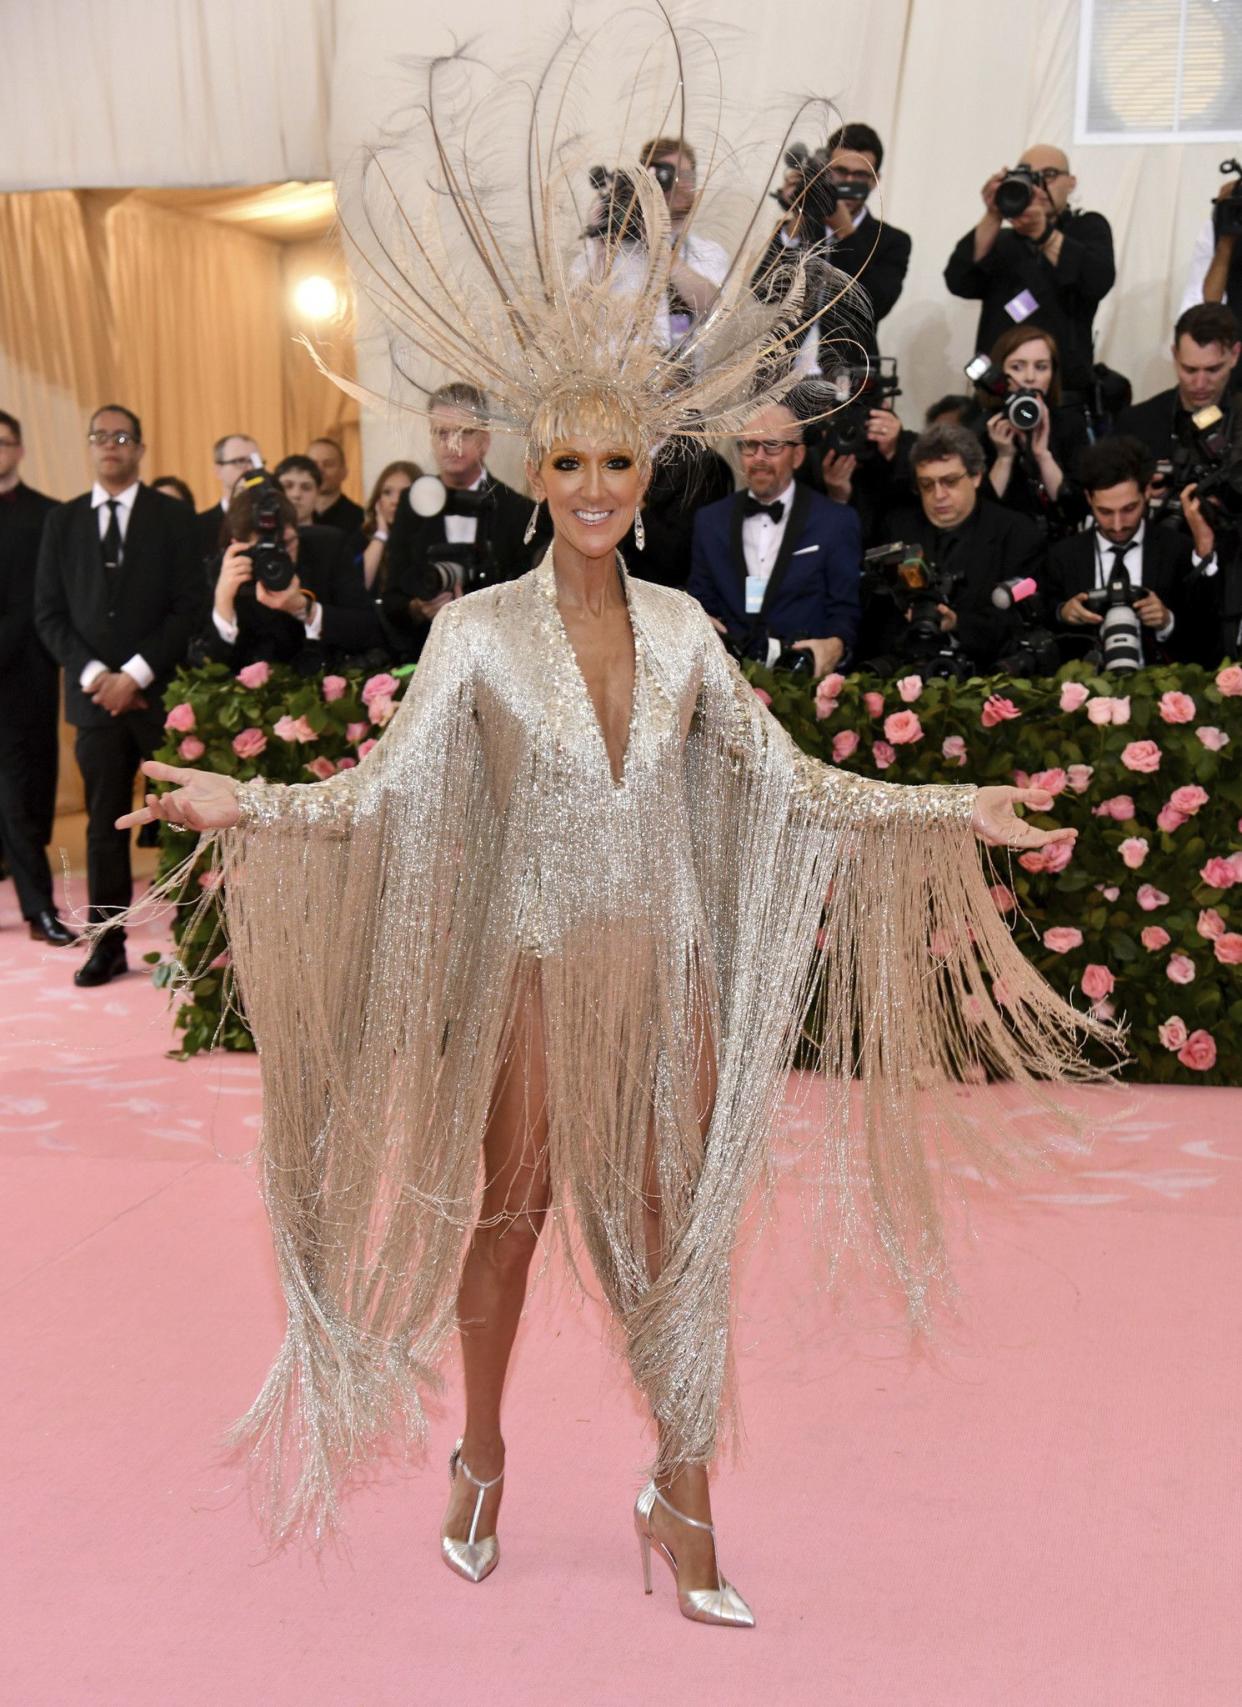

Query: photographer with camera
195,433,262,561
1115,304,1240,465
945,145,1114,397
203,473,381,671
687,403,860,679
972,325,1089,539
1179,160,1242,313
382,383,538,661
1043,436,1204,669
808,360,918,547
759,123,911,365
861,422,1044,674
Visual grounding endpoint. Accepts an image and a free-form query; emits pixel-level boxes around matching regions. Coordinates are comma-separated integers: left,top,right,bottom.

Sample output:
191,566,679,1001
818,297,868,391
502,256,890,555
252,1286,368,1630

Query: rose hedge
148,656,1242,1082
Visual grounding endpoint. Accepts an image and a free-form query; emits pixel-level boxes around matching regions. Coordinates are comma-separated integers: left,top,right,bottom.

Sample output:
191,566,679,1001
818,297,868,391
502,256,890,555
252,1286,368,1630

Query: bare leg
442,970,551,1544
644,989,725,1593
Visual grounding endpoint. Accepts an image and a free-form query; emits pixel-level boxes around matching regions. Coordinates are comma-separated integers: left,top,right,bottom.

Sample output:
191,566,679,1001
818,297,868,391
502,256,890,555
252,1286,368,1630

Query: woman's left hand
971,785,1077,851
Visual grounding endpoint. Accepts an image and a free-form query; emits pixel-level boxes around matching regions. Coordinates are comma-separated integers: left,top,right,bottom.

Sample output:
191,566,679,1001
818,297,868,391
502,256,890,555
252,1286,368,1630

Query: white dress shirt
80,482,155,692
741,480,796,584
1092,521,1175,643
443,471,488,546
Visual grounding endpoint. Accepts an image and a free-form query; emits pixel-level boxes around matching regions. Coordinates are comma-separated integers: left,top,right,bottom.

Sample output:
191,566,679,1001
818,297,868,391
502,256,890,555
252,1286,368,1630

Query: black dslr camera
861,543,974,679
410,539,499,602
1079,566,1150,674
812,358,902,460
1213,158,1242,240
238,474,296,593
1154,402,1242,534
584,160,676,244
772,143,860,233
964,354,1043,432
991,575,1061,676
994,163,1046,220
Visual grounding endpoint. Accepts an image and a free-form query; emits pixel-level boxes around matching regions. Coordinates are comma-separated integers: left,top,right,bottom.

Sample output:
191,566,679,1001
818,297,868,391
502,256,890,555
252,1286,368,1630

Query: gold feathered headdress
317,7,872,459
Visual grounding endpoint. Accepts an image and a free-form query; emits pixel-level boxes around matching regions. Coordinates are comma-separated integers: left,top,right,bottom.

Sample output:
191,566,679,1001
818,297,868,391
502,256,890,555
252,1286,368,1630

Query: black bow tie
744,495,784,523
444,487,487,517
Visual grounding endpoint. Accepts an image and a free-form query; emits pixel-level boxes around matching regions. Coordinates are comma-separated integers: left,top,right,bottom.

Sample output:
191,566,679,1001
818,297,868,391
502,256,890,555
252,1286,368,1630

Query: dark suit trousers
73,709,163,931
0,672,60,918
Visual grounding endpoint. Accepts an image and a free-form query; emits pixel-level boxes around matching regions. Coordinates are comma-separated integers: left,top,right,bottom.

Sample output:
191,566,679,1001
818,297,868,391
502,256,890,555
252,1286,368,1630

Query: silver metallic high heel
441,1439,504,1584
633,1481,755,1627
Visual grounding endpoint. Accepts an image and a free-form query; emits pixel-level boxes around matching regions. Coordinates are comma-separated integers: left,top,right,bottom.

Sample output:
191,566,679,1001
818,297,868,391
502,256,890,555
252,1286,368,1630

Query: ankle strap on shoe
456,1453,504,1492
652,1483,714,1535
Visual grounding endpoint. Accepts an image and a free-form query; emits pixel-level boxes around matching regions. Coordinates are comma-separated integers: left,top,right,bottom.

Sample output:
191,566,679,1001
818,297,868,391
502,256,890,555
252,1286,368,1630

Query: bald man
945,143,1115,396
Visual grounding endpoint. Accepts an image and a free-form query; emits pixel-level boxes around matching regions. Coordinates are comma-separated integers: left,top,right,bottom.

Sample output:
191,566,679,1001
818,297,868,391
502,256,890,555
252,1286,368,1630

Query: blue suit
687,484,861,662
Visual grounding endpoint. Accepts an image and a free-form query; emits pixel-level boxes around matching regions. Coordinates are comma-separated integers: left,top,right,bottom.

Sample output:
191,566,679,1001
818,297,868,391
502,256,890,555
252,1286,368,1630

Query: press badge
745,574,766,614
1004,288,1039,323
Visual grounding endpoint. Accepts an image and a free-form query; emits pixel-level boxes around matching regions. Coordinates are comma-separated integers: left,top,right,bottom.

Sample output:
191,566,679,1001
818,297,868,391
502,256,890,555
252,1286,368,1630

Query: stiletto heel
441,1439,504,1583
632,1480,755,1627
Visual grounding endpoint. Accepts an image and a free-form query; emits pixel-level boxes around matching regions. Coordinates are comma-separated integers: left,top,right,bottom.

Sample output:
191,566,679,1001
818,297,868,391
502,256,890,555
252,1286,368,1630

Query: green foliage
148,656,1242,1083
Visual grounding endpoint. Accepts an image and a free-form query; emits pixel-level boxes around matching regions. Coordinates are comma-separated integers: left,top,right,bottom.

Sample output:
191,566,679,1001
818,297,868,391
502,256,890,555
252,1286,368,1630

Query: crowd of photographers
2,124,1241,977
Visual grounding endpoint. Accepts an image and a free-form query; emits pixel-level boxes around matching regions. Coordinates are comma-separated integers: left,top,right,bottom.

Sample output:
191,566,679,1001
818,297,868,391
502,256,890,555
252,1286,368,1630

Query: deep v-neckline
542,554,639,790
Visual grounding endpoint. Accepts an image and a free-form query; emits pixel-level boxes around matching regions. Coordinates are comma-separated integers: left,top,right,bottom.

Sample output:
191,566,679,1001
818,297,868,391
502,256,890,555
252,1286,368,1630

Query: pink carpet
3,877,1239,1707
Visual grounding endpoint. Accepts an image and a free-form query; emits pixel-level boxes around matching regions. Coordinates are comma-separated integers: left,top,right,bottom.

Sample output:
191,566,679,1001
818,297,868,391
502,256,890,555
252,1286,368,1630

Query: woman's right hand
986,412,1018,457
214,541,254,622
115,761,242,832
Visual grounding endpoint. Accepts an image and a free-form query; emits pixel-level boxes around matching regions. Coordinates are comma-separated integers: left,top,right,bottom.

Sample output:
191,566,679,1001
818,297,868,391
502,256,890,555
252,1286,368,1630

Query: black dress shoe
74,935,129,987
28,910,79,948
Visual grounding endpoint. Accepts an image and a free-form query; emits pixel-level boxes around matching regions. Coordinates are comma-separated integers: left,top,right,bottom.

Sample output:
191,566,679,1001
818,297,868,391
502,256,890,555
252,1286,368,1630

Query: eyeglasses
88,430,138,447
216,454,255,468
916,472,969,494
1034,167,1068,185
737,438,797,457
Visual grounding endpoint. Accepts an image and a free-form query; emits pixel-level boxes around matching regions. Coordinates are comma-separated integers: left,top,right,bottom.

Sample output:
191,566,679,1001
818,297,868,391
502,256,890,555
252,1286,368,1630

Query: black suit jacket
944,208,1115,393
34,485,204,726
751,212,911,361
317,492,365,534
0,482,58,701
195,502,228,562
382,473,538,659
1043,526,1202,664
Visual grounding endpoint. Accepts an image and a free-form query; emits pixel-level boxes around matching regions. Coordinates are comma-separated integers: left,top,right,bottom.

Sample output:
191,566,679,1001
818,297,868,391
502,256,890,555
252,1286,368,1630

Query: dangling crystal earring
524,501,541,546
634,507,645,552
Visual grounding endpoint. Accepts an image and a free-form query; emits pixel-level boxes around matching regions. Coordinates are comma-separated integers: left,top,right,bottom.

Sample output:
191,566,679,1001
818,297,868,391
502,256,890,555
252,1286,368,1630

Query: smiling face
527,433,648,563
736,404,805,501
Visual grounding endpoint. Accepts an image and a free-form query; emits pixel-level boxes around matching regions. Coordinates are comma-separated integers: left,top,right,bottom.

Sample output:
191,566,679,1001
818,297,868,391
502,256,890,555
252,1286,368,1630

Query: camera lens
995,173,1034,219
1004,389,1043,432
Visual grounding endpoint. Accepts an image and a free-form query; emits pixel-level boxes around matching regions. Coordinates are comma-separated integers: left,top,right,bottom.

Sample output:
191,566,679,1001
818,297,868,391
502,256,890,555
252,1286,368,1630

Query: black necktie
1108,542,1130,586
744,495,784,523
101,499,122,574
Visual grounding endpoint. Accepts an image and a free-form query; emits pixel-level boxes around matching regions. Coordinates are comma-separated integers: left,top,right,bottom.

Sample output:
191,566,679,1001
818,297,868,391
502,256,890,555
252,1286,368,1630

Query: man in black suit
1114,303,1240,463
755,122,911,368
34,405,204,986
382,382,538,660
945,145,1114,395
1044,436,1210,667
0,410,75,945
865,422,1044,672
195,433,262,562
307,437,365,535
202,474,384,669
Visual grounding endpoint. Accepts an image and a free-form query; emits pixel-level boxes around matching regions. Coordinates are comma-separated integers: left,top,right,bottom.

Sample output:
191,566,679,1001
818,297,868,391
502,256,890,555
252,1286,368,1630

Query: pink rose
163,702,195,733
1168,784,1209,816
1200,857,1237,890
1019,839,1075,875
1196,725,1229,751
305,756,337,781
369,695,397,727
884,710,924,745
336,756,357,771
1085,696,1114,726
1120,740,1161,773
752,687,772,708
1156,805,1188,833
1158,690,1196,723
1066,763,1095,793
990,884,1017,914
356,738,378,760
1197,909,1225,939
1158,1016,1188,1051
1140,926,1170,952
896,674,923,703
361,672,399,705
1214,933,1242,964
346,721,370,744
1093,796,1135,821
1098,885,1121,902
1043,926,1083,953
863,691,884,718
1030,767,1067,797
197,868,223,892
274,714,318,744
1214,664,1242,696
231,727,267,760
1177,1030,1217,1072
814,697,839,722
873,740,896,770
1110,695,1131,725
1166,954,1196,985
1137,884,1170,911
177,736,205,762
1011,769,1030,788
831,730,860,762
1118,836,1148,869
942,735,967,764
1080,964,1114,1001
819,672,846,701
322,675,348,703
981,694,1020,728
236,661,271,690
1059,681,1090,712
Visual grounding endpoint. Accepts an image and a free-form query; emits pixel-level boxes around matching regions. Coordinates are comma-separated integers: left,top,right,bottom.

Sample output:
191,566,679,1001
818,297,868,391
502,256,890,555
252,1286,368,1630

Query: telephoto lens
995,164,1040,220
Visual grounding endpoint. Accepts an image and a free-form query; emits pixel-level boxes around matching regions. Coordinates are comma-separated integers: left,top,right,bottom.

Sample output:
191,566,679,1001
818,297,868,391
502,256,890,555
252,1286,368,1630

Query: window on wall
1076,0,1242,142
